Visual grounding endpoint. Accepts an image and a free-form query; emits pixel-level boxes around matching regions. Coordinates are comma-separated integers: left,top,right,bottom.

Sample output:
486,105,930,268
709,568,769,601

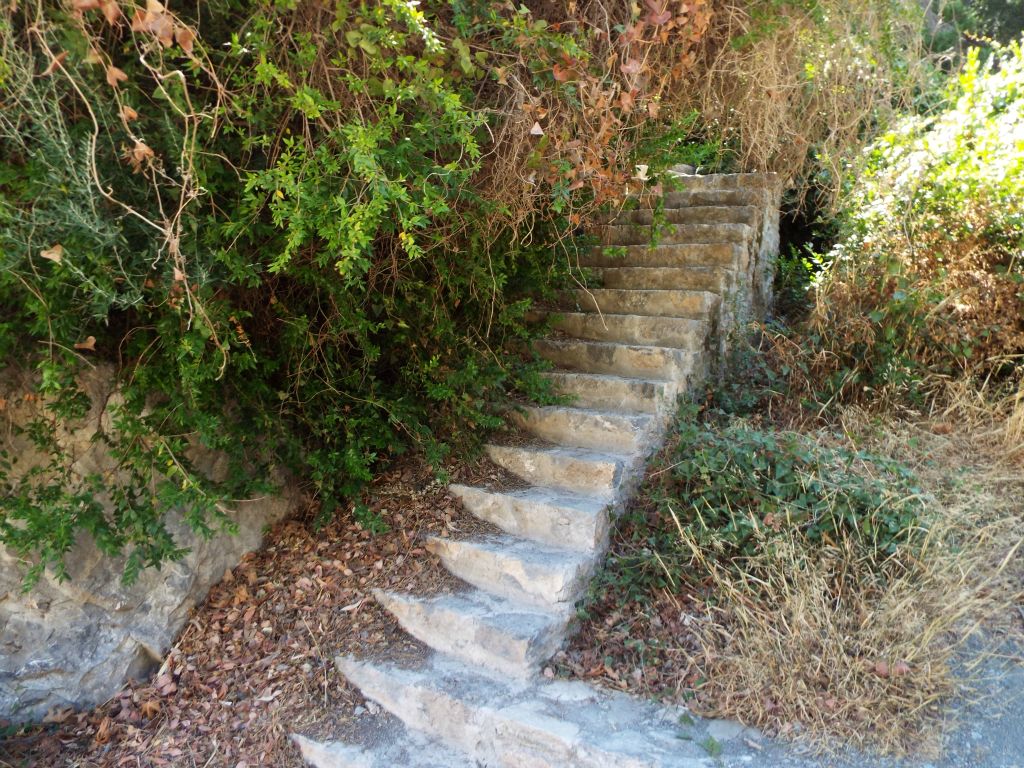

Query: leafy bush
0,0,940,585
610,403,926,599
802,39,1024,400
0,0,732,584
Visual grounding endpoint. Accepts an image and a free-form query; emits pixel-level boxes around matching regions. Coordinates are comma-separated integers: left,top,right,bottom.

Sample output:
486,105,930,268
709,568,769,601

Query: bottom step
293,729,471,768
334,654,746,768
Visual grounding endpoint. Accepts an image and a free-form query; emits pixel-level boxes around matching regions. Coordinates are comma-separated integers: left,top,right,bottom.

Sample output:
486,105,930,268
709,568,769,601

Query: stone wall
0,367,295,721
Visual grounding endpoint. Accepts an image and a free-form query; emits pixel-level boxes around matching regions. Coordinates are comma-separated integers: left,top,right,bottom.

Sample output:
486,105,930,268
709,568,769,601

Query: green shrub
608,403,926,599
801,38,1024,401
0,0,723,585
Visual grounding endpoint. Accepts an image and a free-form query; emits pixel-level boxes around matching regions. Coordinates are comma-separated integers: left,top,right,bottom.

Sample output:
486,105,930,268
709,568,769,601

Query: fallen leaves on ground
2,456,504,767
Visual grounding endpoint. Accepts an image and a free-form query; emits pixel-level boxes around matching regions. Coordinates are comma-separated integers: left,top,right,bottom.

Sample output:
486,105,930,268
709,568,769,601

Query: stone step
426,534,595,608
511,404,656,454
662,187,766,208
293,730,468,768
611,204,759,227
570,289,718,319
550,312,707,349
541,371,672,414
485,443,625,498
666,169,779,188
591,266,730,293
336,654,719,767
373,589,569,678
598,222,752,247
579,242,743,269
448,484,611,552
534,338,695,381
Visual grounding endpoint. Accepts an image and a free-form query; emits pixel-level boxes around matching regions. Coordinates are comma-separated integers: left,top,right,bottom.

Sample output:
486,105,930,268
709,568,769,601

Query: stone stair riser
539,372,672,415
550,312,706,349
578,243,743,269
448,484,611,553
426,536,594,608
599,222,751,247
535,339,696,381
591,267,732,293
485,443,624,498
373,590,569,678
571,289,717,319
511,405,655,454
611,205,759,227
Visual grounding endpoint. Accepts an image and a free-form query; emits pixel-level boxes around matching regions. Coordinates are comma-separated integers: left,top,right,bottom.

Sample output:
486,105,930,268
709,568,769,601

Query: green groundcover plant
603,402,926,601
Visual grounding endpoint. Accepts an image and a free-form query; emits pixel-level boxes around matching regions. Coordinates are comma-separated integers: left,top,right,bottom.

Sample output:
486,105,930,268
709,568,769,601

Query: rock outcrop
0,366,294,721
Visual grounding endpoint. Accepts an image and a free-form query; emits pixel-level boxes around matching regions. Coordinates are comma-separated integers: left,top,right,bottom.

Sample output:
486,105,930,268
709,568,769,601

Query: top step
666,170,780,189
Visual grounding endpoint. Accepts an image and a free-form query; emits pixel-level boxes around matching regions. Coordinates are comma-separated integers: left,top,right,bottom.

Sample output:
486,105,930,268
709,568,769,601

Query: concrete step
426,534,595,608
579,242,743,269
591,266,730,293
550,312,707,348
373,589,569,678
598,222,752,247
541,371,673,414
448,484,611,552
511,404,656,453
570,289,719,319
336,654,720,767
612,204,758,227
485,443,625,498
534,338,695,381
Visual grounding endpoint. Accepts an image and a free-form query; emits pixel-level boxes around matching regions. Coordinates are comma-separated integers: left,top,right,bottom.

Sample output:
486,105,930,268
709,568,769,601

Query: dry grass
702,403,1024,753
570,387,1024,757
682,1,930,206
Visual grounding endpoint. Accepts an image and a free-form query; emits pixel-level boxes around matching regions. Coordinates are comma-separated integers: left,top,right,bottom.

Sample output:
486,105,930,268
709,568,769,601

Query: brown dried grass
685,400,1024,755
570,387,1024,756
683,1,930,205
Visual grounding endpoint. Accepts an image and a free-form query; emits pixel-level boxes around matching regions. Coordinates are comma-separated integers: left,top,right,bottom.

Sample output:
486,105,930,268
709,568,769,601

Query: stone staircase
293,172,782,767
